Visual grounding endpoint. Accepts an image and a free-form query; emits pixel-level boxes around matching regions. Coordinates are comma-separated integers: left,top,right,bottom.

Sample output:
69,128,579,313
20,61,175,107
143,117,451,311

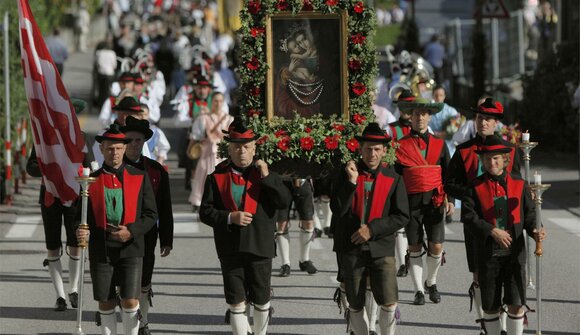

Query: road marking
6,215,42,238
173,213,200,234
445,226,454,235
548,218,580,237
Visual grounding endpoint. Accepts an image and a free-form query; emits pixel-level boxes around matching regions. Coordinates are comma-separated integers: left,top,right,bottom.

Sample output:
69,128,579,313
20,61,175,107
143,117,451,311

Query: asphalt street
0,46,579,335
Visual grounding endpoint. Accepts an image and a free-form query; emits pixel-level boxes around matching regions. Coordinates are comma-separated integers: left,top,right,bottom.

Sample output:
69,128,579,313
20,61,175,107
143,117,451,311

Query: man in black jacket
122,116,174,335
331,123,409,335
462,138,543,335
76,124,158,335
200,117,290,335
445,98,522,335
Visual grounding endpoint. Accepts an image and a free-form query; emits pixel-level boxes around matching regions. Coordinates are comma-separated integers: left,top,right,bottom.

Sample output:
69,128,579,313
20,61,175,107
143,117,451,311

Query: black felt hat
470,98,504,119
192,75,216,88
118,71,135,82
95,124,132,144
398,97,443,114
121,116,153,140
475,136,511,155
112,96,141,113
223,117,259,143
354,122,391,144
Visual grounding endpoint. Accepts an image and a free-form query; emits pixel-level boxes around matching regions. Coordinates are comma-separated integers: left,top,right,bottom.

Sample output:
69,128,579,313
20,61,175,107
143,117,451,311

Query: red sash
396,135,446,206
460,143,516,182
214,166,261,215
351,164,395,224
474,174,524,227
89,169,143,229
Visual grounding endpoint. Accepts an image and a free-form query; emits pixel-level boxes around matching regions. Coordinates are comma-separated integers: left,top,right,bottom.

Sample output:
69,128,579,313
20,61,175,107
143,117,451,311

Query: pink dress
188,112,233,206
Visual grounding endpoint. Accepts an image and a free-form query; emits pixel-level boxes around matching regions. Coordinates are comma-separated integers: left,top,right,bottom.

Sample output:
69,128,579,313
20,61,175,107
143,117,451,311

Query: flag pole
75,172,96,335
4,11,12,205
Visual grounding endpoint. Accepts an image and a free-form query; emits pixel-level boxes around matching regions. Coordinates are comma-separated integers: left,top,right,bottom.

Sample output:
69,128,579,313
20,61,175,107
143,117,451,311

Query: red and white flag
18,0,86,206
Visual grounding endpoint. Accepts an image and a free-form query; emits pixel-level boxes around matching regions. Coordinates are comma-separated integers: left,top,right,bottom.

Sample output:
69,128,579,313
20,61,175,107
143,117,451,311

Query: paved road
1,46,579,335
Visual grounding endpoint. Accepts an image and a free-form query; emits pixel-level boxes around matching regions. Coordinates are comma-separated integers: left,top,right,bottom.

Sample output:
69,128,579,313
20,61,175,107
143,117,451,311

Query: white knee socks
253,302,271,335
408,251,424,293
139,287,150,328
471,282,485,321
299,228,313,263
365,289,378,331
483,311,501,335
507,312,525,335
395,229,407,268
99,308,117,335
426,252,443,286
320,200,332,228
276,232,290,266
46,256,66,299
68,255,81,294
348,308,369,335
378,305,397,335
229,305,248,335
500,307,508,332
121,305,140,335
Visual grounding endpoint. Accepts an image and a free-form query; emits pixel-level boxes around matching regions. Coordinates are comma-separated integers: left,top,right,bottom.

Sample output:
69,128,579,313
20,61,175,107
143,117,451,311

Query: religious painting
266,12,348,120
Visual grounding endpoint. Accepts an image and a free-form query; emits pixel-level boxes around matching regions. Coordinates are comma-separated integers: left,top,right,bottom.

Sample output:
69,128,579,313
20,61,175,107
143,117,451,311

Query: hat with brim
355,122,391,144
118,71,135,82
121,116,153,140
133,73,145,84
475,136,511,155
398,97,443,114
193,75,216,89
71,98,87,114
95,124,132,144
394,89,416,104
223,117,259,143
112,96,142,113
470,98,504,119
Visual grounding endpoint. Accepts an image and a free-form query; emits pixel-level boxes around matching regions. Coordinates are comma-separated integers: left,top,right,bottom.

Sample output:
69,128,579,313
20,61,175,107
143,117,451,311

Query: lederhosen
396,133,451,245
276,179,315,222
331,162,410,309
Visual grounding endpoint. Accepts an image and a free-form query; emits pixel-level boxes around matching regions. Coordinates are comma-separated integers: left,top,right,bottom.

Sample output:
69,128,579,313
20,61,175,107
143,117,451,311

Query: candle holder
519,141,538,289
529,183,550,335
73,175,96,335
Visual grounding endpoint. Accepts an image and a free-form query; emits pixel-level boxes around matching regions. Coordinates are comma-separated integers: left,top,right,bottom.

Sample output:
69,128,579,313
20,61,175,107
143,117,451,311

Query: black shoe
500,331,507,335
298,261,318,274
425,281,441,303
396,264,408,277
68,292,78,309
445,215,453,223
323,227,333,238
369,331,378,335
279,264,291,277
314,228,323,238
413,291,425,305
54,297,67,311
138,325,152,335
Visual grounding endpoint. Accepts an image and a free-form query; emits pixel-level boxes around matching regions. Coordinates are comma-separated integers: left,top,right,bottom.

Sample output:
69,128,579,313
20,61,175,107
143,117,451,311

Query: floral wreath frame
222,0,397,173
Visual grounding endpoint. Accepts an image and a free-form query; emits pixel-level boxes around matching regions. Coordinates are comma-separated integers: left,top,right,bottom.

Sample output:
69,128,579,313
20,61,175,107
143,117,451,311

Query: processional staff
519,131,537,289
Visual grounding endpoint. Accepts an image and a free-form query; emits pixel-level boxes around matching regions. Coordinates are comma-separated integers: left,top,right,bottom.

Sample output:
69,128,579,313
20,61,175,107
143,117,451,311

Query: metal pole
530,183,550,335
517,10,525,74
4,12,12,205
519,140,537,289
74,175,96,335
491,18,500,83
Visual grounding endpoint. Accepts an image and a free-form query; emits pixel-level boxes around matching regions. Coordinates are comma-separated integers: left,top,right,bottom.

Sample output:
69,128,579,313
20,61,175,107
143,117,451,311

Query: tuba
388,50,436,101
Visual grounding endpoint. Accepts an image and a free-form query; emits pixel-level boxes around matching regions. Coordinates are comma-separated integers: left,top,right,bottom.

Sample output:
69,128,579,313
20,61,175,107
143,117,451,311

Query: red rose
325,0,338,6
305,127,312,133
352,113,366,125
346,138,360,152
275,129,288,138
324,135,340,150
350,33,366,45
276,0,289,10
333,123,345,132
278,137,290,151
248,0,261,14
302,0,313,11
352,82,367,96
300,137,315,151
348,59,361,71
246,57,260,71
250,86,261,96
250,27,265,37
248,109,261,117
353,1,364,13
257,135,269,145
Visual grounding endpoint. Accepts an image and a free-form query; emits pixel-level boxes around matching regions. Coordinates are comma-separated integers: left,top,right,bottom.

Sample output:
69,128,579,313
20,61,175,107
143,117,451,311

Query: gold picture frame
266,11,348,121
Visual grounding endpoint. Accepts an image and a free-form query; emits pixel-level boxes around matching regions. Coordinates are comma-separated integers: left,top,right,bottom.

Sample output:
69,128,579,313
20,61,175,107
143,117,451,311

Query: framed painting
266,11,348,120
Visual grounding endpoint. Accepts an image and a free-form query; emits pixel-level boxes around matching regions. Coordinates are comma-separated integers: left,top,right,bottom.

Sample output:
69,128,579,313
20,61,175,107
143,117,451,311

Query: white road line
173,213,200,234
6,215,42,238
548,218,580,237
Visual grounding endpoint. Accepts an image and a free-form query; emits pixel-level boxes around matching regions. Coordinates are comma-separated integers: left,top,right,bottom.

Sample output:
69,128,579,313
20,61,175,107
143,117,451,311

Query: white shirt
95,49,117,76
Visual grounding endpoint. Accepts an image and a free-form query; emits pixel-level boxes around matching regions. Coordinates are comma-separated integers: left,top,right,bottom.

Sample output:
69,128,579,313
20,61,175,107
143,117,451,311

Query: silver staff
74,173,96,335
519,137,537,289
530,181,550,335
